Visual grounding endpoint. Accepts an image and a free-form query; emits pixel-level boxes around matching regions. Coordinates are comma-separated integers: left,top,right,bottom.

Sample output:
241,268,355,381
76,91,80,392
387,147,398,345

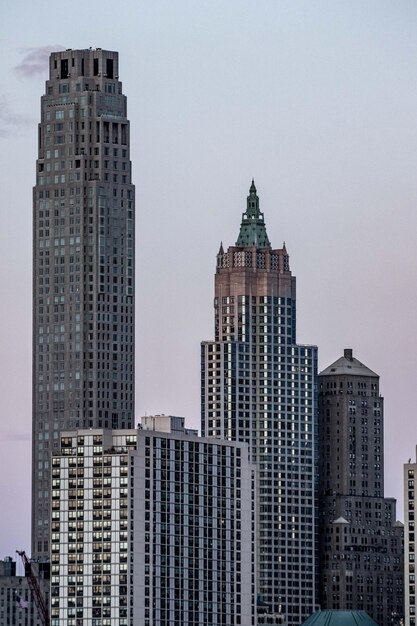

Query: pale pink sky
1,0,417,557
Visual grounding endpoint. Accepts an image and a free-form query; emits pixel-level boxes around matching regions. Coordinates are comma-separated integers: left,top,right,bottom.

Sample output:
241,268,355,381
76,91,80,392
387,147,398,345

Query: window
60,59,69,79
106,58,114,79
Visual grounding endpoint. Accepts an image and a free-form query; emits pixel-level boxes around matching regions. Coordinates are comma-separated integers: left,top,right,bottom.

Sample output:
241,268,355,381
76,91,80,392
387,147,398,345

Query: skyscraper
404,453,417,626
32,49,135,558
318,349,403,624
201,182,318,626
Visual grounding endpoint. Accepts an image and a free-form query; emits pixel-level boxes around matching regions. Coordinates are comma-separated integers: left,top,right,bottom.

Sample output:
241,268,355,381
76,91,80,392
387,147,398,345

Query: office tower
0,556,49,626
51,418,256,626
201,182,318,626
318,349,404,625
404,452,417,626
32,49,135,558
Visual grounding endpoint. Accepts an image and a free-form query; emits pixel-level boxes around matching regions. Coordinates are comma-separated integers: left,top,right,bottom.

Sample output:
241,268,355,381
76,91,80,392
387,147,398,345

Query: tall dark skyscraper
318,349,403,625
32,49,135,558
201,182,318,626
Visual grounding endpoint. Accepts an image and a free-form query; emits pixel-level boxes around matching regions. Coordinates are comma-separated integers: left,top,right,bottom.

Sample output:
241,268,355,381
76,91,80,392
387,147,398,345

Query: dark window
93,58,99,76
61,59,69,79
106,59,114,79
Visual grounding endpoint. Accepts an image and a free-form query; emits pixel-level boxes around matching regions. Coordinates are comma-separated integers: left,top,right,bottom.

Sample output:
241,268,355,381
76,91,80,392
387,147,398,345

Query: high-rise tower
201,182,318,626
318,349,403,624
32,49,135,558
51,420,256,626
405,452,417,626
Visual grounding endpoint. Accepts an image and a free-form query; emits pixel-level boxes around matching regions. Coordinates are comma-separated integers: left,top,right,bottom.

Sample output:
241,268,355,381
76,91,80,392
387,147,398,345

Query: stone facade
0,557,49,626
404,452,417,626
32,48,135,558
318,349,404,625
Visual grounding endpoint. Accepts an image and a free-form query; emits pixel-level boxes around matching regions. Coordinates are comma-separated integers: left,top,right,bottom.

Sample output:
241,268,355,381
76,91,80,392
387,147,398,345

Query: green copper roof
236,180,271,248
301,611,379,626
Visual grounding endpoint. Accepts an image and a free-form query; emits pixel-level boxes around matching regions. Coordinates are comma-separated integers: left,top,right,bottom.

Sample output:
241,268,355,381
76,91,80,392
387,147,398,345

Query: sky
1,0,417,559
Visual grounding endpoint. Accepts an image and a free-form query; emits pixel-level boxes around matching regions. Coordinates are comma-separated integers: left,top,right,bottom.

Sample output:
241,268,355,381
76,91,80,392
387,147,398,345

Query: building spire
236,180,271,248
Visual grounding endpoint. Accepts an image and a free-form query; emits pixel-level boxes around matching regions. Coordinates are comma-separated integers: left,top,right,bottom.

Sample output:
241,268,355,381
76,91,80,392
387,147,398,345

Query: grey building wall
32,48,135,559
0,557,49,626
404,453,417,626
201,183,318,626
318,349,404,625
132,427,256,625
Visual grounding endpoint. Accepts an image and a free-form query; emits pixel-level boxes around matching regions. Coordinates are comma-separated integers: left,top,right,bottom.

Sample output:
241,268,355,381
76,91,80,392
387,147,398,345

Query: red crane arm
16,551,49,626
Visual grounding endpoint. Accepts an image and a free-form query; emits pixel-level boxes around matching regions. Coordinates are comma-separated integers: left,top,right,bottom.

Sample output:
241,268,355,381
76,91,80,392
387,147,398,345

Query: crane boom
16,550,49,626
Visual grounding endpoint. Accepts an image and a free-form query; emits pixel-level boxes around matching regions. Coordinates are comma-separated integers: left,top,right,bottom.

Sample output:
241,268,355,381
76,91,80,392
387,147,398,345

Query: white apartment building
51,417,256,626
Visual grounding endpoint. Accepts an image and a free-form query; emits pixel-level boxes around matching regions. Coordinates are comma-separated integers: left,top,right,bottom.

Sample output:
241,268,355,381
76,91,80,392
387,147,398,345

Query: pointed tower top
218,241,224,255
236,181,271,248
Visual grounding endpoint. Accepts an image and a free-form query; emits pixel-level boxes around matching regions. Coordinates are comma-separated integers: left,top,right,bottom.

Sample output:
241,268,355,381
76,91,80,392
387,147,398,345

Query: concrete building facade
404,452,417,626
0,557,49,626
32,48,135,558
51,418,256,626
201,182,318,626
318,349,403,625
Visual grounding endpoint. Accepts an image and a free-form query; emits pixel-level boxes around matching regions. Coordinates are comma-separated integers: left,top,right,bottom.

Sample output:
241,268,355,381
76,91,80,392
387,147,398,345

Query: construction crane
16,550,49,626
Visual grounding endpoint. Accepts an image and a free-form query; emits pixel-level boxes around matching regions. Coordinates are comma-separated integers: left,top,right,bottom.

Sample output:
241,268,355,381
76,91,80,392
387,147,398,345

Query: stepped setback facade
318,349,403,625
32,49,135,558
201,182,318,626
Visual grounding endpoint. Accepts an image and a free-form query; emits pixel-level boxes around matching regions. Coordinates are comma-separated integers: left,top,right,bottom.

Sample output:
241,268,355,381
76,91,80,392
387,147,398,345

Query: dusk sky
1,0,417,559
